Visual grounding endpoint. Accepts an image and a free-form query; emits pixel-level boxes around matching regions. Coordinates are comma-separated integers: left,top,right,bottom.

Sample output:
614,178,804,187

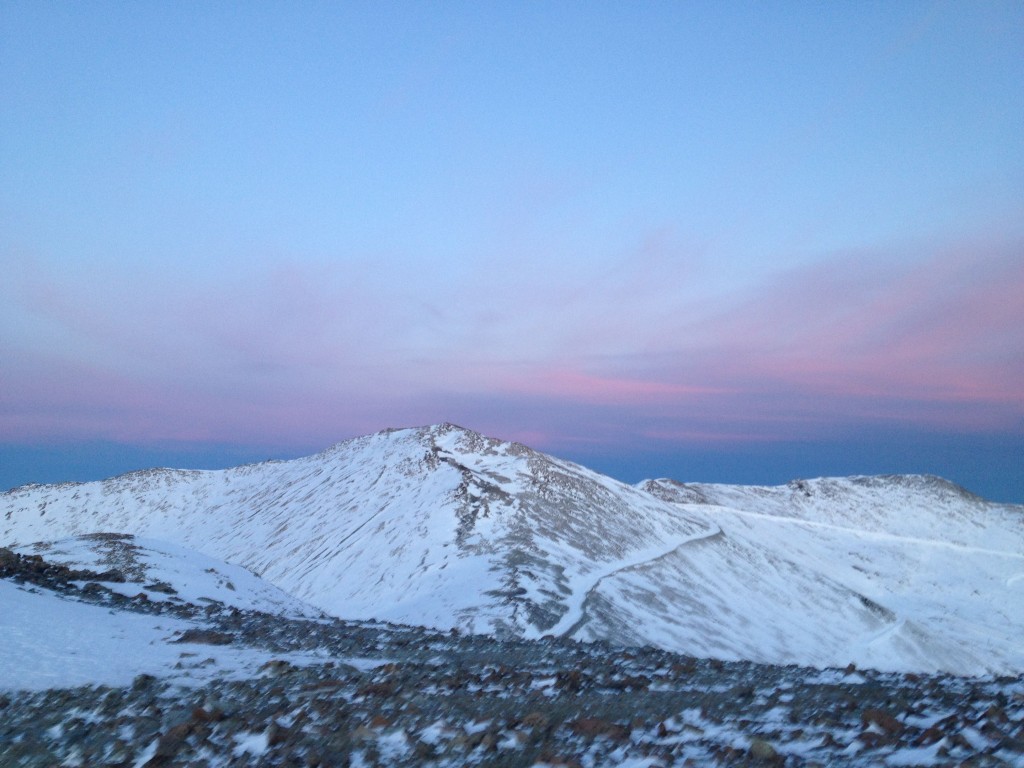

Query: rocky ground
2,547,1023,767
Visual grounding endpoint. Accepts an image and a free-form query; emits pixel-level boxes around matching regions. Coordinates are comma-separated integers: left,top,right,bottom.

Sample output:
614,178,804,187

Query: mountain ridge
3,423,1022,675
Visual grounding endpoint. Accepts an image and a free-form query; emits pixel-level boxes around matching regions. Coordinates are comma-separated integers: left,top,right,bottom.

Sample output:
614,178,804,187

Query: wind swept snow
0,581,325,691
3,424,1022,675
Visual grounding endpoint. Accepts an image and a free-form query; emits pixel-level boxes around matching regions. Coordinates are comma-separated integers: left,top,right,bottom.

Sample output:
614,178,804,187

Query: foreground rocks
2,550,1023,767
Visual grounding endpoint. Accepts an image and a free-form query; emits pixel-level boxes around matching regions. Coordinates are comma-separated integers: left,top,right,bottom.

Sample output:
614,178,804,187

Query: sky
2,2,1022,501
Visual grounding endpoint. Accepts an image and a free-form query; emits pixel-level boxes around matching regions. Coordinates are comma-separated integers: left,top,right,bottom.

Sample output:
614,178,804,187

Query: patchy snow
885,743,949,766
13,535,322,617
233,730,270,757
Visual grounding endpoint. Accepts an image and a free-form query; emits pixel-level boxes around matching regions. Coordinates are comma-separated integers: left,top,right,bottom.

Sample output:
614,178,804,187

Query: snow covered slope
0,425,713,638
0,578,329,691
559,476,1024,674
11,533,322,618
2,424,1022,674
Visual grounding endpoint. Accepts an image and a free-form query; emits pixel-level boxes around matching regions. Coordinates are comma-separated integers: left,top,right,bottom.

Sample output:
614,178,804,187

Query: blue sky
2,2,1022,500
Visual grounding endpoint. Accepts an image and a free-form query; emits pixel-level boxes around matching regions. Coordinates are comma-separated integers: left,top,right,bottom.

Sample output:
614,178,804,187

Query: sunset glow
2,3,1021,500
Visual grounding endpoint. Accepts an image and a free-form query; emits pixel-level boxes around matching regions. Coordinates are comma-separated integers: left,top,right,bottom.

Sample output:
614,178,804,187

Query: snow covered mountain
3,423,1022,675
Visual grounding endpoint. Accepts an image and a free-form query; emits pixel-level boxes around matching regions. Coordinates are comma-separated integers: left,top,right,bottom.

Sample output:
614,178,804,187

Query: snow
575,483,1024,674
233,730,270,757
131,740,158,768
0,580,189,690
0,580,327,692
374,729,412,761
542,525,721,638
885,743,948,766
338,656,396,672
3,423,1022,675
15,535,322,617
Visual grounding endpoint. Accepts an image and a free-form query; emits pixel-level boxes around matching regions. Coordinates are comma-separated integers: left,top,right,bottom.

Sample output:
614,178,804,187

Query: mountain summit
3,423,1022,674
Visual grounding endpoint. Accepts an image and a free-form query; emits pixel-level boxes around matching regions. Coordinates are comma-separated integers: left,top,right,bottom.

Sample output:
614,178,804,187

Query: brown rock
537,752,583,768
749,737,779,761
915,725,945,746
259,659,294,675
358,680,397,697
555,669,585,693
984,704,1009,724
267,721,291,747
568,717,630,742
858,730,896,749
819,732,844,748
861,708,904,735
671,659,697,676
521,711,550,730
172,629,234,645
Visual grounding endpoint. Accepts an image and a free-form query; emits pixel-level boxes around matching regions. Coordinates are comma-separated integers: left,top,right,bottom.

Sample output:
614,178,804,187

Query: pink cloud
496,368,726,405
674,238,1024,412
3,228,1021,451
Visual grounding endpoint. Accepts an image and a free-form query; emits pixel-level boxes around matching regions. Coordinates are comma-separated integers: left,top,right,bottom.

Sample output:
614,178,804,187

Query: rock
172,629,235,645
983,704,1009,724
536,752,583,768
413,739,436,759
555,669,586,693
567,717,630,742
132,674,158,690
0,547,20,573
267,721,291,747
144,581,177,594
260,659,294,675
749,737,779,762
858,730,895,749
671,659,697,676
997,736,1024,753
521,711,550,730
609,674,650,691
358,680,397,697
861,707,904,735
915,725,945,745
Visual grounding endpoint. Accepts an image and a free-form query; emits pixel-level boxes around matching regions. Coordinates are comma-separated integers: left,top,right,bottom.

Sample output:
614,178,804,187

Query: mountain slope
3,424,1022,674
0,425,713,637
11,533,322,618
6,545,1021,768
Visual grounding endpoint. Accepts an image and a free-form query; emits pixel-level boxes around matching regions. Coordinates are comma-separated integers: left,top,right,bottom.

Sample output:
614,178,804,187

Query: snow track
553,526,724,639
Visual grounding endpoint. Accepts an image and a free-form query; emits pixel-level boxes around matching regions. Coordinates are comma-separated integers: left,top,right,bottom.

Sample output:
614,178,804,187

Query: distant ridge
3,423,1023,675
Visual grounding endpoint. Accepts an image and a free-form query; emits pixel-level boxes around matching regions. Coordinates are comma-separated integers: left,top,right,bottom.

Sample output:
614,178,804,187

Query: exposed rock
3,534,1024,768
748,737,780,762
172,629,235,645
861,707,904,734
567,717,630,742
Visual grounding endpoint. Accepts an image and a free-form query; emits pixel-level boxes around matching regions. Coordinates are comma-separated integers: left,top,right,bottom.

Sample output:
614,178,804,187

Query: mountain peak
3,426,1022,675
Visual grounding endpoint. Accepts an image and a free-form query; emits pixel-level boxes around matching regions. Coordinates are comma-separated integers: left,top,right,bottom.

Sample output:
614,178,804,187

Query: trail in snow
3,424,1021,675
546,525,723,639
